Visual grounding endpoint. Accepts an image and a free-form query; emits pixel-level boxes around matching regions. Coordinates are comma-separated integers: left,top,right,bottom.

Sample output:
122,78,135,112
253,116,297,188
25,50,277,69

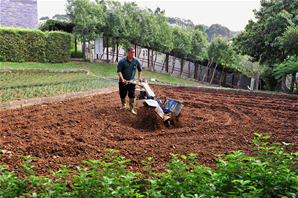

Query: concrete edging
0,68,90,74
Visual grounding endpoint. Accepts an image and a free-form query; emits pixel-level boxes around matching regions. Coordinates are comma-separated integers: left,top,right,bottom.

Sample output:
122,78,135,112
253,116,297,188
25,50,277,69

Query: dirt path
0,85,297,178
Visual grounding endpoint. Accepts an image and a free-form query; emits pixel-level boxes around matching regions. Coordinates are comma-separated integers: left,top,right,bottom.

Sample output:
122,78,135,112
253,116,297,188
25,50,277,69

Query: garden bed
0,85,297,178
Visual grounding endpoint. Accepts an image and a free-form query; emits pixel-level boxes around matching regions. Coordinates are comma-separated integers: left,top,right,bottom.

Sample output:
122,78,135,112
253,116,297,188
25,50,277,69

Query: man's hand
122,79,127,84
139,78,143,82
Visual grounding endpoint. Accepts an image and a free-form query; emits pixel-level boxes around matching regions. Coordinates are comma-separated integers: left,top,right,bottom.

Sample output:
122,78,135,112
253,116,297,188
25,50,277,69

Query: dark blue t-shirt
117,56,142,82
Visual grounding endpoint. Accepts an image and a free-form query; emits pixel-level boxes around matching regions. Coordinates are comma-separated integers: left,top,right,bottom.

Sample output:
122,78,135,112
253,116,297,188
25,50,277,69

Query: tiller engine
127,80,183,125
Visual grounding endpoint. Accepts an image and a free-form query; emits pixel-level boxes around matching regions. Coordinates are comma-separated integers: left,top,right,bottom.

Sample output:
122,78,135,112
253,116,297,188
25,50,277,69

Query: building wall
0,0,38,29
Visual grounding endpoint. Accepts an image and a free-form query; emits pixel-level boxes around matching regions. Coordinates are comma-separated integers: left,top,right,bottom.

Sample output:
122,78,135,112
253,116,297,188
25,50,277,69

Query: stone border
0,86,118,111
0,68,89,74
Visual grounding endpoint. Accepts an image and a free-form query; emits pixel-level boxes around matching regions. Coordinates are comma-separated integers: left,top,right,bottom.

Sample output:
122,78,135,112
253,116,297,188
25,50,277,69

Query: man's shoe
129,98,136,115
120,98,126,109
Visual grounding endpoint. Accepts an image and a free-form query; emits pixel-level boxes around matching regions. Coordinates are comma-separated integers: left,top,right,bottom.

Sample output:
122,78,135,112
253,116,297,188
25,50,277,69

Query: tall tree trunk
106,36,109,60
111,38,115,63
135,44,137,57
148,49,150,67
255,74,260,91
137,46,142,58
116,42,119,62
224,72,227,87
198,63,202,81
219,66,226,86
290,72,296,92
153,52,158,68
210,62,219,84
75,38,77,58
166,54,169,73
171,56,177,74
89,41,93,63
150,51,155,72
151,51,157,72
194,62,198,80
99,47,104,60
161,55,166,72
232,74,235,87
188,61,191,78
202,61,212,83
237,73,241,89
179,58,184,77
82,42,86,60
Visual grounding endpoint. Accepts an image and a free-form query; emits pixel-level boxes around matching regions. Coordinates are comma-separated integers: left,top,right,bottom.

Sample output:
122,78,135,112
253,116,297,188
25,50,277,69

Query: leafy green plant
213,133,298,197
1,135,298,197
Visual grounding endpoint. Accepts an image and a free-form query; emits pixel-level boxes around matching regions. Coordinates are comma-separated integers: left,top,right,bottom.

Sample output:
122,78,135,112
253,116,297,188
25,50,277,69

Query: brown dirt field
0,85,298,178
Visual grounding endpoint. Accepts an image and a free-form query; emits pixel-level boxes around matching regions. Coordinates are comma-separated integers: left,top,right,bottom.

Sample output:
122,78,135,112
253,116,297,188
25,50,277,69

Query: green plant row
0,78,117,102
0,71,99,89
0,27,71,63
1,134,298,197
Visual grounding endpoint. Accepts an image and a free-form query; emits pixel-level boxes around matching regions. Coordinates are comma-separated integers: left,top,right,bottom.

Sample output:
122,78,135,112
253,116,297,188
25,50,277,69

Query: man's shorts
119,82,136,99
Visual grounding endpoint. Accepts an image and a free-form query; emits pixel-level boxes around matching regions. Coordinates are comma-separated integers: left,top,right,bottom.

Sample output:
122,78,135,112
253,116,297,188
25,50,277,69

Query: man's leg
127,84,136,115
119,82,127,109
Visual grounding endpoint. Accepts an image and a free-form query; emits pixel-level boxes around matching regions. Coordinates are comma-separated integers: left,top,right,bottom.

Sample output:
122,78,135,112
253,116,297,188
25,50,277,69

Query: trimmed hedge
46,31,71,63
0,27,71,63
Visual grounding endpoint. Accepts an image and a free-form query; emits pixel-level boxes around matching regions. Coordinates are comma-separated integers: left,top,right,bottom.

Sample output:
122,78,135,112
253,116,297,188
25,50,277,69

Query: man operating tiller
117,46,142,115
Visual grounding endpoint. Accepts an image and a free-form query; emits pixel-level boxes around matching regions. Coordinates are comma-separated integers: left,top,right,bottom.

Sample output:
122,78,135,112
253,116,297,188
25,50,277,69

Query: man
117,46,142,115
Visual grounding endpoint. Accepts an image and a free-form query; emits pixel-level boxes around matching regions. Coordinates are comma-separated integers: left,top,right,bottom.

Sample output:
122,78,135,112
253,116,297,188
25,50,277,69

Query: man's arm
118,72,126,84
138,72,142,82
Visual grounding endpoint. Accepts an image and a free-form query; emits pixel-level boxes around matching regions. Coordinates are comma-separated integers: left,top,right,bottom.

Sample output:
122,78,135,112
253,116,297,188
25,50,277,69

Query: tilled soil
0,85,298,178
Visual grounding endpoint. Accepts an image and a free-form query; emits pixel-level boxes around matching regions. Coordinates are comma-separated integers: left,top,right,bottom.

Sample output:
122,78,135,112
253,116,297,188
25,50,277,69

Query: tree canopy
65,0,210,63
232,0,298,65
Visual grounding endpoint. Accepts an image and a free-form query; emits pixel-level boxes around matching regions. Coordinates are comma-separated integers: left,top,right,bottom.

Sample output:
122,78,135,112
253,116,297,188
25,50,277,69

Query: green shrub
0,27,71,63
262,67,278,91
1,134,298,197
45,31,71,63
0,55,2,61
0,27,46,63
71,49,83,58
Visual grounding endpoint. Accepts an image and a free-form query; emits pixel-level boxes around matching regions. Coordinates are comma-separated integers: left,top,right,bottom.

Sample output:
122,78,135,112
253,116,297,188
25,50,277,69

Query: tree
238,56,267,90
272,10,298,93
273,58,298,93
66,0,107,60
170,26,192,75
218,45,235,86
202,36,229,84
189,26,208,78
101,0,124,63
232,0,298,65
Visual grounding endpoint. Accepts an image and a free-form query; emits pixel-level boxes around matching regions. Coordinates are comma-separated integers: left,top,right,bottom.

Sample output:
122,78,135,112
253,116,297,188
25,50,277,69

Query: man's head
126,46,135,60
